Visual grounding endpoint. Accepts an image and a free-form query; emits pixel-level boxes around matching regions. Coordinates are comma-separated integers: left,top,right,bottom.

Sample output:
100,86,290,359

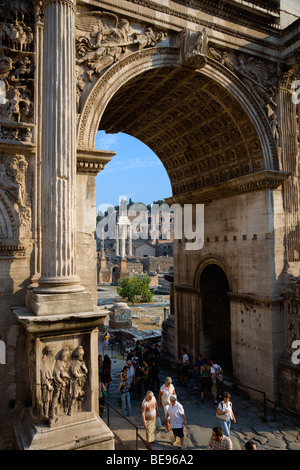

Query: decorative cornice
166,170,290,205
174,283,198,295
228,292,283,308
76,148,115,174
172,0,280,31
94,0,282,48
0,244,26,258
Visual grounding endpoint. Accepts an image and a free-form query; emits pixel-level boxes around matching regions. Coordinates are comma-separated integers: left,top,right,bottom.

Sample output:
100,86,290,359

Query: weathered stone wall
278,358,300,412
140,256,173,273
0,152,35,448
173,189,286,401
76,173,98,306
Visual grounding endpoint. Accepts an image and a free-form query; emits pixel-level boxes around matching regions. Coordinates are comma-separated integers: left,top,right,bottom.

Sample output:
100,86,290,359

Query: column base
34,275,86,294
26,289,97,316
12,407,114,450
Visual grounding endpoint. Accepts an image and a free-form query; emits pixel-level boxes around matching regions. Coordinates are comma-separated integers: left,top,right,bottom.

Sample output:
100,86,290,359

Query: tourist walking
134,358,144,400
102,355,112,393
179,348,189,387
210,359,223,404
158,377,176,418
165,395,186,450
216,392,236,438
103,330,110,349
149,343,160,392
208,426,233,450
126,359,135,395
99,379,107,418
192,354,204,389
200,358,211,402
141,390,159,450
98,354,103,381
141,358,150,393
118,366,131,417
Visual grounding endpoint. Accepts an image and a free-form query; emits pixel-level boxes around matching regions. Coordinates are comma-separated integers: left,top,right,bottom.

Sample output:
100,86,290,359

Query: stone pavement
99,353,300,451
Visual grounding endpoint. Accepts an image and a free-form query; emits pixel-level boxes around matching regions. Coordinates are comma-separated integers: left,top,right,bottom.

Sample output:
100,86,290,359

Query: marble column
37,0,82,293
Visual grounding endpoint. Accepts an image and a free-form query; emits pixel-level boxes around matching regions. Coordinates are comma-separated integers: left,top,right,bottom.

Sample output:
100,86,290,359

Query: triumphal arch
0,0,300,449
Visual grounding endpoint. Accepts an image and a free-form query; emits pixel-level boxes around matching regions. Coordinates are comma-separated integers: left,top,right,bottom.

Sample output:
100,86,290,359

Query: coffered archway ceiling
99,66,265,200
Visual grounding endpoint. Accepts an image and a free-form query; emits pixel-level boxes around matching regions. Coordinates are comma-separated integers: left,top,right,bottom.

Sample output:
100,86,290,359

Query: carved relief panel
0,153,31,246
32,335,91,427
75,7,166,113
206,45,280,149
0,0,35,144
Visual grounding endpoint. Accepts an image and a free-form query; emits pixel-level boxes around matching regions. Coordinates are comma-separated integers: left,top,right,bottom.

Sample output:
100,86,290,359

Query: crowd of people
98,338,256,451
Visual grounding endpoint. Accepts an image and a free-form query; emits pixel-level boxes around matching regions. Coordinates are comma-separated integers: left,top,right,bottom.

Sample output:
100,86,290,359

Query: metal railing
103,399,149,450
223,377,300,422
175,362,300,422
223,377,268,421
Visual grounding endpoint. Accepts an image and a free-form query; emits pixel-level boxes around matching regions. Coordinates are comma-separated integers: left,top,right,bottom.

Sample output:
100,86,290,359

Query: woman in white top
216,392,236,438
159,377,176,418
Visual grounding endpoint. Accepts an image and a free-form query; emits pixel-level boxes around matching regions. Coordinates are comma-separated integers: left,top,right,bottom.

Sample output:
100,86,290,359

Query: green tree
117,274,153,304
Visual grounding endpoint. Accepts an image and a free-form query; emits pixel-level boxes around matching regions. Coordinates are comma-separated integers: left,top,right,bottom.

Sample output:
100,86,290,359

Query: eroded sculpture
38,344,88,425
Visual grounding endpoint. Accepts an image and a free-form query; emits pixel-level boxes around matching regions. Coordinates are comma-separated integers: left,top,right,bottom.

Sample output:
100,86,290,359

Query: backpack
216,365,223,382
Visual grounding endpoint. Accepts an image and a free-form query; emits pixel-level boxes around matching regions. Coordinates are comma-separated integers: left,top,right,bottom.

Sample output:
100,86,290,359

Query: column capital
43,0,76,12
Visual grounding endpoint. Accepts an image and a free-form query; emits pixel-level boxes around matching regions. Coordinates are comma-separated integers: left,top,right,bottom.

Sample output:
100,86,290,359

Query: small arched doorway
200,264,232,374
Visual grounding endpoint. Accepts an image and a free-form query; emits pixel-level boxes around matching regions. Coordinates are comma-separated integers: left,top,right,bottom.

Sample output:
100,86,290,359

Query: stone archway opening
84,56,282,384
96,62,271,203
200,264,233,375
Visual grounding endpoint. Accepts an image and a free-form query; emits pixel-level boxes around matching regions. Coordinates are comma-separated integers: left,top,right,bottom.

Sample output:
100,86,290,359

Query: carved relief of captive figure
179,27,208,64
0,160,23,204
38,344,89,424
40,344,56,421
68,346,88,416
50,347,71,421
1,87,31,123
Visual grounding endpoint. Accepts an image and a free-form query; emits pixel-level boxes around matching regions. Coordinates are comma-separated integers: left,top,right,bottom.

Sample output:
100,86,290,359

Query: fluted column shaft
38,0,81,292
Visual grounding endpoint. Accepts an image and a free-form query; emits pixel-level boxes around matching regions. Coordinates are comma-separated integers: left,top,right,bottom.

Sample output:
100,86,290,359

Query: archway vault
77,47,282,202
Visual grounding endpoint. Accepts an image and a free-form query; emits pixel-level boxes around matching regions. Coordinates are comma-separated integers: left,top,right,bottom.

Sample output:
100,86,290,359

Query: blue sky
95,131,172,213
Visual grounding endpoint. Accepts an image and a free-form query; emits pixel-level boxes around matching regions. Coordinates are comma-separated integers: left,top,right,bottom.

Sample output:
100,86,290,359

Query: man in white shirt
165,395,186,450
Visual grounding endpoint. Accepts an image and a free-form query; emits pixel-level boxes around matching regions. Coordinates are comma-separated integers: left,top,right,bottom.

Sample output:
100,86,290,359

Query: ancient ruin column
128,225,133,257
120,226,126,259
37,0,82,293
115,224,119,256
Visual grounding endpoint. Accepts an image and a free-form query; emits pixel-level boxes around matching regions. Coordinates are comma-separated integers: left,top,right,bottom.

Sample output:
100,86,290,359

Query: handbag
216,411,230,421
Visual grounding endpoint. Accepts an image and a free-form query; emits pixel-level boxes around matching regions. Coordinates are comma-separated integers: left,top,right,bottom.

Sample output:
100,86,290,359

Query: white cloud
104,156,162,173
96,133,119,149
